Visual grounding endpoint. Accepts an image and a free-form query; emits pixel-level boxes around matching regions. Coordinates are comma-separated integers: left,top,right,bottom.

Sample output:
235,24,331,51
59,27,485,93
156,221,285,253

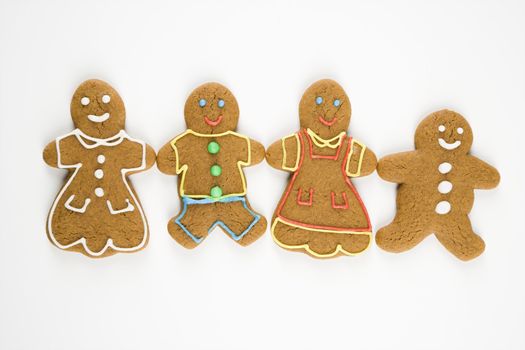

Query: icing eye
81,97,90,106
333,99,341,107
438,125,446,132
218,99,225,108
102,94,111,103
315,96,323,105
199,99,207,107
457,127,464,134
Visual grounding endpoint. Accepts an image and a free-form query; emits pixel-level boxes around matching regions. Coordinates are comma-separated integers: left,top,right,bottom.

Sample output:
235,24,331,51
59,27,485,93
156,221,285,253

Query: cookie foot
375,222,428,253
236,215,267,247
167,218,203,249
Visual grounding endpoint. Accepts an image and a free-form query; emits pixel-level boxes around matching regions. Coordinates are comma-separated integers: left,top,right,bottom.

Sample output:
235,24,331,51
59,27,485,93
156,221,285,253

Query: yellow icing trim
170,129,251,199
271,218,372,258
306,128,345,149
345,139,366,177
281,133,301,171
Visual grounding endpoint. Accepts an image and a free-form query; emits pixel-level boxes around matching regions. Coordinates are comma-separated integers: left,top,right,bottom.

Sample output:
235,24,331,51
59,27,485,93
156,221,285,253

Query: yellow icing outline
170,129,251,199
281,133,301,171
271,217,372,258
345,139,366,177
306,128,345,149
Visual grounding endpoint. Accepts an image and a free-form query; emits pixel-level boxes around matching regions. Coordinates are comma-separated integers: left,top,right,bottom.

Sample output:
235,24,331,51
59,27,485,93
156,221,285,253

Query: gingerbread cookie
376,109,500,261
43,79,156,258
157,82,267,248
266,79,377,258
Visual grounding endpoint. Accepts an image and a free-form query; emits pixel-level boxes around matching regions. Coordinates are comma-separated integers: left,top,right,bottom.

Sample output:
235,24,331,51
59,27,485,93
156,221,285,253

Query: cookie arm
43,140,58,168
249,139,265,165
358,148,377,177
144,144,156,170
377,151,416,183
266,134,300,172
157,141,179,175
345,140,377,177
466,155,500,189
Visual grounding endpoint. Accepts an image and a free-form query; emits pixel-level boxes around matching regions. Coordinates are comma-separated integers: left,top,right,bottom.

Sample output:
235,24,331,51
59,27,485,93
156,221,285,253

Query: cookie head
415,109,473,153
184,83,239,134
299,79,351,139
71,79,125,139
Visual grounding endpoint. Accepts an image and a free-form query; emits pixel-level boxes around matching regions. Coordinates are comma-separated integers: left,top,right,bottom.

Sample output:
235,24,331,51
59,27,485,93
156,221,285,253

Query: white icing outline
64,195,91,213
47,128,148,257
106,199,135,214
87,112,110,123
438,138,461,150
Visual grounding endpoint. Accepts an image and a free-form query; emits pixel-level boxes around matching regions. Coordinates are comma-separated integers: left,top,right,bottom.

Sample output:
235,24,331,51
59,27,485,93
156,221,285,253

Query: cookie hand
249,139,265,165
377,151,416,183
43,140,58,168
467,155,500,189
157,141,179,175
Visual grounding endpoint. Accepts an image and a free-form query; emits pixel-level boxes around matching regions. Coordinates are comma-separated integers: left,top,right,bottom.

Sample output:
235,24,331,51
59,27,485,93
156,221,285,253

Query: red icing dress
273,129,372,235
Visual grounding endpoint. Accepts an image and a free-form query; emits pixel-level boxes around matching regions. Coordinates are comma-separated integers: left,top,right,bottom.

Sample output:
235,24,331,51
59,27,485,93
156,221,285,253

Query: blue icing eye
218,99,225,108
199,99,207,107
333,99,341,107
315,96,323,105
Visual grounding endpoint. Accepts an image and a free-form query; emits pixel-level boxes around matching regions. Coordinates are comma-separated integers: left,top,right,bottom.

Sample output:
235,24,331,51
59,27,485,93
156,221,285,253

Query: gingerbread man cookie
43,79,156,258
157,82,267,248
266,79,377,258
376,109,500,261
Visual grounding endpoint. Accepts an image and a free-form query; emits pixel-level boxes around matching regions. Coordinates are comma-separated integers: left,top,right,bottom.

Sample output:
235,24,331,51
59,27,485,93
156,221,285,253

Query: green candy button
207,141,220,154
210,164,222,176
210,186,223,198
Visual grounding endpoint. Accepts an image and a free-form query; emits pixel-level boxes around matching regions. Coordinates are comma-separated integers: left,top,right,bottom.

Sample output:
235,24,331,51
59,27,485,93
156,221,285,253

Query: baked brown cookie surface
266,79,377,258
157,82,267,248
43,79,156,258
376,109,500,261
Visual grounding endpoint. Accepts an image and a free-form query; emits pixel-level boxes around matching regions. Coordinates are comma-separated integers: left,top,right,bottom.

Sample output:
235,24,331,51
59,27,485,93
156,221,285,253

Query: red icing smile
204,115,223,126
319,115,337,127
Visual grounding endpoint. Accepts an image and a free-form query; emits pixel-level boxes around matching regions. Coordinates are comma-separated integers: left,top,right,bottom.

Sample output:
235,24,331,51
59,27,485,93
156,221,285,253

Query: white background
0,0,524,349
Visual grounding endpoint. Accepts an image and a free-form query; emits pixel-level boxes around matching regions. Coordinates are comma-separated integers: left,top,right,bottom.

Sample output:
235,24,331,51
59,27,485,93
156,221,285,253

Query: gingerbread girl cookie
266,79,377,258
376,109,500,261
157,82,267,248
43,79,156,258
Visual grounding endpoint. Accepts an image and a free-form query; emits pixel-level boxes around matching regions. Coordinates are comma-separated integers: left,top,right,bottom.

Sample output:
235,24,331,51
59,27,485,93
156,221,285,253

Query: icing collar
73,128,127,148
306,128,345,149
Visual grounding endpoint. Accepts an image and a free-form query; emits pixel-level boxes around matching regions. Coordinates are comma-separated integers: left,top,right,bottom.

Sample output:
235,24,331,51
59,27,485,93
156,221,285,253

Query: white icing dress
47,129,148,257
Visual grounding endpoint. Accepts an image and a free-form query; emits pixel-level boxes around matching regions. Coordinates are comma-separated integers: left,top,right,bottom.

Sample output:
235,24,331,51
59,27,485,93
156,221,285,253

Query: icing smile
318,115,338,127
438,138,461,150
88,112,110,123
204,115,223,126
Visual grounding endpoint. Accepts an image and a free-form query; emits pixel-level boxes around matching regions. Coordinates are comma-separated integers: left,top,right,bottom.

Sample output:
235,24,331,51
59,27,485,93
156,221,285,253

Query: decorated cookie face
70,79,125,139
415,110,473,154
299,79,351,139
184,82,239,134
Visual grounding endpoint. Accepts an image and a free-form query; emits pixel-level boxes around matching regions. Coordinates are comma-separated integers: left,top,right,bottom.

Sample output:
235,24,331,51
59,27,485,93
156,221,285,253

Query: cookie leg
217,198,267,246
271,219,369,258
375,215,430,253
168,202,214,249
435,216,485,261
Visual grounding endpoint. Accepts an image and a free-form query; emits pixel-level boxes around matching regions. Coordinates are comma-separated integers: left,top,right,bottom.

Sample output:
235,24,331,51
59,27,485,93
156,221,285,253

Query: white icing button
438,181,453,194
438,162,452,174
435,201,451,215
95,187,104,197
94,169,104,179
97,155,106,164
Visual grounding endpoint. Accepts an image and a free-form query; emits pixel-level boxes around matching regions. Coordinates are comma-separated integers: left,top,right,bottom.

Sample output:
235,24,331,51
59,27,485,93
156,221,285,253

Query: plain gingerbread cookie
157,82,267,248
266,79,377,258
43,79,156,258
376,109,500,261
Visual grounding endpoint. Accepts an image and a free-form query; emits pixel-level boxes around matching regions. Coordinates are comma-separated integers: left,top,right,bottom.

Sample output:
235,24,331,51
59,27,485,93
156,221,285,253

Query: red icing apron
275,129,371,233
